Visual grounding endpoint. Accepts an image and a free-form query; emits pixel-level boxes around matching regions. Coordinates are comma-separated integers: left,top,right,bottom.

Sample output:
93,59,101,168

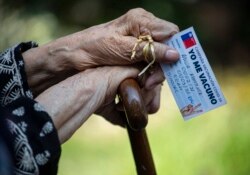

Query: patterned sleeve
0,42,61,175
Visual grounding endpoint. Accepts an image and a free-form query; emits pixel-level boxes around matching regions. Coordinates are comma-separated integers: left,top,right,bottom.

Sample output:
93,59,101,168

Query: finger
102,110,126,127
123,8,179,41
137,14,179,41
141,88,155,107
146,85,161,114
144,64,165,90
140,84,161,113
123,36,179,64
153,41,180,63
147,17,179,42
96,102,126,127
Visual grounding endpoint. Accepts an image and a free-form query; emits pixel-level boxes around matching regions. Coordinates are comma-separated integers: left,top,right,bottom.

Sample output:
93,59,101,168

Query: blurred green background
1,0,249,174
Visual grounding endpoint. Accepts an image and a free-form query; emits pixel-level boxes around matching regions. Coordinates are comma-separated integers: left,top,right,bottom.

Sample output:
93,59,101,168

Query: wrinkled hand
35,66,162,143
24,8,179,96
53,8,179,91
48,8,179,69
65,8,179,68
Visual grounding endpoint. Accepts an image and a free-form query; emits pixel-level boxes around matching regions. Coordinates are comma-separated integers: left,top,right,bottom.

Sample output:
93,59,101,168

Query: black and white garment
0,42,61,175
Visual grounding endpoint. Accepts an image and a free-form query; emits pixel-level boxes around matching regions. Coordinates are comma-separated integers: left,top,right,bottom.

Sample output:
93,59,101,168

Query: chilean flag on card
181,32,196,48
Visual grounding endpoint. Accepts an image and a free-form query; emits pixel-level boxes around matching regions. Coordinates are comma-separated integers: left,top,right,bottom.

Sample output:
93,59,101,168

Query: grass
58,68,250,175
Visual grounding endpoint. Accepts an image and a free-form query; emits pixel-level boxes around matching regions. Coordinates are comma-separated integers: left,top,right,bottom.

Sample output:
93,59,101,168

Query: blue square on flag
181,32,196,48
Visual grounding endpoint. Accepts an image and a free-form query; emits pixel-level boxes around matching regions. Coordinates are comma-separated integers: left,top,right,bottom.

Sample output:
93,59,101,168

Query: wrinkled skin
36,66,138,143
24,8,179,95
22,8,180,143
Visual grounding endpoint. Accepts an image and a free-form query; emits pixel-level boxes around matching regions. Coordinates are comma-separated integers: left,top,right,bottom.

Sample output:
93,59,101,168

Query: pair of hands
23,8,179,143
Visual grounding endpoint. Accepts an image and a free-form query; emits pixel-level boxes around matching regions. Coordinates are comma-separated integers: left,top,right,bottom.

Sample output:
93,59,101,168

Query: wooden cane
118,78,156,175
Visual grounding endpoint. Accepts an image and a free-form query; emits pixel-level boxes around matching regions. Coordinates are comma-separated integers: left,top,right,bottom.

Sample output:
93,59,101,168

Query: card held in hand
160,27,227,120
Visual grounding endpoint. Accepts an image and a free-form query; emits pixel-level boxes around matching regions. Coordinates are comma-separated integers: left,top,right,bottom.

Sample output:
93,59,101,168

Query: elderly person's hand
35,66,161,143
23,8,179,96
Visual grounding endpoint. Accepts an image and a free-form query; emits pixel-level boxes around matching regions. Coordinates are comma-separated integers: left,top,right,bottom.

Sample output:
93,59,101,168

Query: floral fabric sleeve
0,42,61,175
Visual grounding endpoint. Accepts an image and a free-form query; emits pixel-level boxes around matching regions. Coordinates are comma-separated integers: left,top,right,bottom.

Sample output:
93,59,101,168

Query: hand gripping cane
118,78,157,175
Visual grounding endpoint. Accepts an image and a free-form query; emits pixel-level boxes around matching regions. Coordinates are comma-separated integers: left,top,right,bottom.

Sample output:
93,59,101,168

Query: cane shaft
119,78,156,175
127,128,156,175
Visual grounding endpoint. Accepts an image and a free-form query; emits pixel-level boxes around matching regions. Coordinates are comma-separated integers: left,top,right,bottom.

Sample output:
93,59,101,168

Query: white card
160,27,226,120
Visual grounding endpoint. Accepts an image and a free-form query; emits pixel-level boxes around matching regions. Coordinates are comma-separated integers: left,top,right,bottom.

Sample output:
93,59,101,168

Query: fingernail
165,50,179,61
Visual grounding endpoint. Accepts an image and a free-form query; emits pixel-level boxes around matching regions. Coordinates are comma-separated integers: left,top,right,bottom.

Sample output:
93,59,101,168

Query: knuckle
128,8,146,14
170,23,180,34
173,24,180,33
126,8,150,20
